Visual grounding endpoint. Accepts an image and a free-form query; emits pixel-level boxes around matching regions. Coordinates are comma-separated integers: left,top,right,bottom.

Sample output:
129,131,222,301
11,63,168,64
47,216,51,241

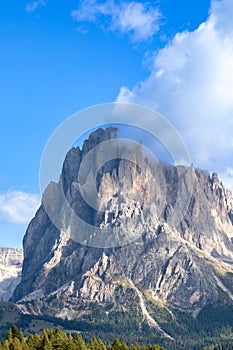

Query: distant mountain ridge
10,127,233,342
0,248,23,301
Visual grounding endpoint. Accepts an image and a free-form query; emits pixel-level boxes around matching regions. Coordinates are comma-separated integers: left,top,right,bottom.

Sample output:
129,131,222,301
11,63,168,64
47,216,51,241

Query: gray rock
11,128,233,323
0,248,23,301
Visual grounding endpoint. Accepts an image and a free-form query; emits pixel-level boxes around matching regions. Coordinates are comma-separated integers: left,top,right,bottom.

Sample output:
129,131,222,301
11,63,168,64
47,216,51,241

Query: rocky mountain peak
61,127,118,194
211,171,219,184
82,127,118,155
11,127,233,333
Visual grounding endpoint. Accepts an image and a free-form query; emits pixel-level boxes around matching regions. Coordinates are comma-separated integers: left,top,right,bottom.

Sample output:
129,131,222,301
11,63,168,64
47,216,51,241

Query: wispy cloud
26,0,46,13
117,0,233,190
220,168,233,192
0,191,40,224
71,0,161,42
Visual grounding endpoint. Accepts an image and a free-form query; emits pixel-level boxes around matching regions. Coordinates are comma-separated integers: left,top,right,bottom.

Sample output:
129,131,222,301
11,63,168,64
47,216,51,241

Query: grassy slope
1,301,233,349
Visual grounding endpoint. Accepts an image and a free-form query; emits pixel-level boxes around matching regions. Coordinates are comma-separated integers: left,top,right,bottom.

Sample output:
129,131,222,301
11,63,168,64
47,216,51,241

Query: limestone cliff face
11,128,233,322
0,248,23,301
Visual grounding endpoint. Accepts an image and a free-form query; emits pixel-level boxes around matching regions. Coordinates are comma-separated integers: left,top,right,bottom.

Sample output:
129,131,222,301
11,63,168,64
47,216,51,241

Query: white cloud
0,191,40,224
117,0,233,190
26,0,46,13
71,0,161,41
219,168,233,191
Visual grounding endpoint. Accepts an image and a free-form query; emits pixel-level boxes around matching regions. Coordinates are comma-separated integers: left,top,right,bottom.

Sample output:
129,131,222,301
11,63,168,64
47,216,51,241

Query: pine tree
88,337,100,350
6,329,13,343
129,343,141,350
11,337,23,350
26,334,42,349
73,334,87,350
6,325,24,343
120,342,129,350
11,325,23,341
0,340,10,350
111,339,123,350
99,338,108,350
41,333,53,350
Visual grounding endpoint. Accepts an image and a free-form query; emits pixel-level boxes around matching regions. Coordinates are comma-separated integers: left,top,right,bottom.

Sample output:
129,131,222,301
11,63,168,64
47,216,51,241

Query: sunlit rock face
0,248,23,301
11,128,233,321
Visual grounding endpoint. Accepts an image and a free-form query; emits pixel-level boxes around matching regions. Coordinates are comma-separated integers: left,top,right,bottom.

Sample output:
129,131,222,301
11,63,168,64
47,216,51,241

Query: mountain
11,127,233,345
0,248,23,301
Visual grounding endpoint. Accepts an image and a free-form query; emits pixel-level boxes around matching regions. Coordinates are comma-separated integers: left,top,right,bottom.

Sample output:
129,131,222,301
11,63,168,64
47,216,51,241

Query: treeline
2,325,233,350
0,325,165,350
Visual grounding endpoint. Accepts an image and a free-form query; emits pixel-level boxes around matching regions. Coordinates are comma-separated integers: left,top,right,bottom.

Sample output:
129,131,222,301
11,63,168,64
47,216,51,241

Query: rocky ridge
0,248,23,301
11,128,233,338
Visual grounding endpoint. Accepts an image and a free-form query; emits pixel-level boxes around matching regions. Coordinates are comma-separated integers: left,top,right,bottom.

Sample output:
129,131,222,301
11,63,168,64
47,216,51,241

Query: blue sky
2,0,233,247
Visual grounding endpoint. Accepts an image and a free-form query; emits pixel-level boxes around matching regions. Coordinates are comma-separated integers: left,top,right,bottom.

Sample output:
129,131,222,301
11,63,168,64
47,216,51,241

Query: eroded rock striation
11,128,233,327
0,248,23,301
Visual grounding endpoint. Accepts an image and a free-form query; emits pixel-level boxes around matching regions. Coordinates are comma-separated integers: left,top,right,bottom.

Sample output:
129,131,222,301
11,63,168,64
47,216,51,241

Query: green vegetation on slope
1,302,233,349
0,325,165,350
2,325,233,350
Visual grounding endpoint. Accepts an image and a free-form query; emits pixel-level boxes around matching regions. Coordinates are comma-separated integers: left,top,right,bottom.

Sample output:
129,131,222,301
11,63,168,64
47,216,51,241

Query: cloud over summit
117,0,233,189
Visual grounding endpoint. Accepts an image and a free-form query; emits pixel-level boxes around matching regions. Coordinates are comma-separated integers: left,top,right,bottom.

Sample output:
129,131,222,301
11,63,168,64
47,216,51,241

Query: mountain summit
11,127,233,340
